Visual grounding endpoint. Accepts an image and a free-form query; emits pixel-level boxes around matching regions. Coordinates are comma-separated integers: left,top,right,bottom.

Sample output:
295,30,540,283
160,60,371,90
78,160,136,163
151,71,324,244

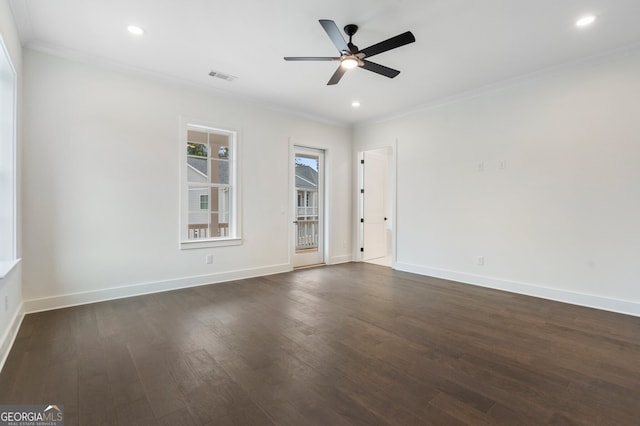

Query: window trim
179,117,242,250
0,33,18,275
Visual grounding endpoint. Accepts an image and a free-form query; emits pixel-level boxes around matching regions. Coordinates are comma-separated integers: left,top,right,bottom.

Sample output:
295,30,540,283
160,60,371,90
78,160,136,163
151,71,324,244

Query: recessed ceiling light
352,101,361,108
575,15,596,27
127,25,145,35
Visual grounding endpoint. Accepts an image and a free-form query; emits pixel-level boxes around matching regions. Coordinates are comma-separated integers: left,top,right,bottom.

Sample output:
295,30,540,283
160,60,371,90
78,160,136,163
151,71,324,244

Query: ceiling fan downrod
344,24,359,53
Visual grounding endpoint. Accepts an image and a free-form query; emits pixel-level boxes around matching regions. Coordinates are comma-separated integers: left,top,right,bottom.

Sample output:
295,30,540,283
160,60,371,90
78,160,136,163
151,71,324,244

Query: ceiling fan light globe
341,57,359,69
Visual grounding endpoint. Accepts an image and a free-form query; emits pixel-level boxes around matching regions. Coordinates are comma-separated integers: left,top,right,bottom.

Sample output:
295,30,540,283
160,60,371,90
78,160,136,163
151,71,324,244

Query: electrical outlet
476,256,484,266
205,254,213,264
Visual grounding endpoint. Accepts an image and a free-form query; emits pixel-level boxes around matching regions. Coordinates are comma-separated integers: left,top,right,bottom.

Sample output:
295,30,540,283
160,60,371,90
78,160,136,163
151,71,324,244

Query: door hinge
360,159,364,164
360,218,364,223
360,189,364,194
360,247,364,252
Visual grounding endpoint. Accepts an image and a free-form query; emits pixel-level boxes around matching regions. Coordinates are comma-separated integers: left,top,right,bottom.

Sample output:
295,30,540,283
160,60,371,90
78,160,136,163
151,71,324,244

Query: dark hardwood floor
1,263,639,425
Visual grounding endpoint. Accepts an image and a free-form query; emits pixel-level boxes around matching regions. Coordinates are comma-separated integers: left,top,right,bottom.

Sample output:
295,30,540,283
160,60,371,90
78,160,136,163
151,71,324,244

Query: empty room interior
1,1,640,424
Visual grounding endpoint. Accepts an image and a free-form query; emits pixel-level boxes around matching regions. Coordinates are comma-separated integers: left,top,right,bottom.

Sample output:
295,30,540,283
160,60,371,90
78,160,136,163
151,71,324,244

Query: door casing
357,144,397,266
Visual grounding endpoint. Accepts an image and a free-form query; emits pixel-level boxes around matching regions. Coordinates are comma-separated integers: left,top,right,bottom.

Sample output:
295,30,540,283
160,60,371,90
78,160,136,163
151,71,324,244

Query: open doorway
358,147,393,267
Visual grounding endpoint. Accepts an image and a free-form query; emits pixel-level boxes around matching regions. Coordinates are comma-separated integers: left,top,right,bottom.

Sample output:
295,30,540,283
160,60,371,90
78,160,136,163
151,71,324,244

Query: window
0,35,17,277
199,195,209,210
180,120,240,249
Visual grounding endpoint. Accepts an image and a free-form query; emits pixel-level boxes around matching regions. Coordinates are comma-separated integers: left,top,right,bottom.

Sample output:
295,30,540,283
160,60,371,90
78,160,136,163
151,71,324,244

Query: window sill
180,237,242,250
0,258,21,280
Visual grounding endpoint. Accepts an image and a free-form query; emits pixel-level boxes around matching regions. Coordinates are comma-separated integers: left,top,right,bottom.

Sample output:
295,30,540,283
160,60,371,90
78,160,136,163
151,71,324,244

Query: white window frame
0,34,18,278
179,118,241,249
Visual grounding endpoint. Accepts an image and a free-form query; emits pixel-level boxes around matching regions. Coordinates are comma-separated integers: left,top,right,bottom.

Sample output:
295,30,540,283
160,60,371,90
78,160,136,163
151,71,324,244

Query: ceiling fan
284,20,416,85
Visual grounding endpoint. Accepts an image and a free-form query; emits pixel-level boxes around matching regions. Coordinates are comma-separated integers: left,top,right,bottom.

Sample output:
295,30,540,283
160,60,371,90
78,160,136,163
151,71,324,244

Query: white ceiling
9,0,640,125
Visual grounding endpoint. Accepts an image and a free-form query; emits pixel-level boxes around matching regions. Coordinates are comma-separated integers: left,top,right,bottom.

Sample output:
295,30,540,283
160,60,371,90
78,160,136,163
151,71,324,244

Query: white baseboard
395,262,640,317
23,263,291,314
0,303,24,373
328,254,353,265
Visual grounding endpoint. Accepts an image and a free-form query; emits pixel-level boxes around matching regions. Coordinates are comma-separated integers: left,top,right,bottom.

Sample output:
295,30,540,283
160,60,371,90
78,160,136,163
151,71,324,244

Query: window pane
187,144,208,159
187,130,208,145
210,133,230,159
187,156,208,183
295,154,318,212
210,159,229,184
188,186,208,239
209,213,230,237
210,186,230,217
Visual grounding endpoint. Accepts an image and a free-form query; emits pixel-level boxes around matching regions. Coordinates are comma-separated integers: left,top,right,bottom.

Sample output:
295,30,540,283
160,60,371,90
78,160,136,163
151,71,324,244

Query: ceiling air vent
208,70,237,82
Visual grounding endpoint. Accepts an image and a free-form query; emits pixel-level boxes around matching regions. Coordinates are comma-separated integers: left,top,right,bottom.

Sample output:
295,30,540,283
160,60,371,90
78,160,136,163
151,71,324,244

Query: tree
187,143,207,157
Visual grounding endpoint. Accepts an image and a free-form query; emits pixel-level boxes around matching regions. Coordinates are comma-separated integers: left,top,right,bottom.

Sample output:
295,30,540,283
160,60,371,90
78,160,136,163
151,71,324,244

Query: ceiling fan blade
319,19,349,53
359,31,415,58
327,66,348,85
361,60,401,78
284,57,340,61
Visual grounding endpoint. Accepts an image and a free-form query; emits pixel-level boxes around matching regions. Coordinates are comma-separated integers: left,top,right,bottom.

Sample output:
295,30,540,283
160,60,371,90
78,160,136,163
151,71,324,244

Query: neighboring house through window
180,120,240,249
295,161,319,250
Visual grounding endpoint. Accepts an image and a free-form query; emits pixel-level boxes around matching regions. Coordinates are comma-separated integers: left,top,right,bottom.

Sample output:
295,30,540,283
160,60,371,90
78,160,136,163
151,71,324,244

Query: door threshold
294,263,326,270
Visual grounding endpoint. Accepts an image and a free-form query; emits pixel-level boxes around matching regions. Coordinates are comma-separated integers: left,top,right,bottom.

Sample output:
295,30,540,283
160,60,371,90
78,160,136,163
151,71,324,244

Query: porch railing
296,219,318,250
188,223,229,239
296,206,318,218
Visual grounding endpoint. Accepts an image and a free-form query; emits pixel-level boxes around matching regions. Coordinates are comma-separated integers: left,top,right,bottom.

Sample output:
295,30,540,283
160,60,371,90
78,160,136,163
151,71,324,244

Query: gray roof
187,157,229,184
187,157,207,175
296,164,318,190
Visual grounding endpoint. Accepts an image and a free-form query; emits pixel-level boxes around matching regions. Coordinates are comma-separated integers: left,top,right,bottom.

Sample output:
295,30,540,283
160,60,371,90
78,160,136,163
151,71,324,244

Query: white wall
0,0,23,370
354,47,640,316
21,49,352,311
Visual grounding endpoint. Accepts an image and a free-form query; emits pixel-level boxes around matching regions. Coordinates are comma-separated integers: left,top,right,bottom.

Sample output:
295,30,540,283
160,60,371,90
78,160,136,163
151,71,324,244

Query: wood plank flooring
1,263,639,425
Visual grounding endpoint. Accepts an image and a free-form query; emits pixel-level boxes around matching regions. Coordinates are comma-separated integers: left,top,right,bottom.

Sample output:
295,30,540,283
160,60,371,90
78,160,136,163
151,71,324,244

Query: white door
362,149,389,261
292,147,325,268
